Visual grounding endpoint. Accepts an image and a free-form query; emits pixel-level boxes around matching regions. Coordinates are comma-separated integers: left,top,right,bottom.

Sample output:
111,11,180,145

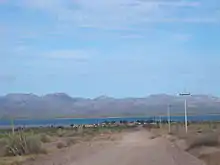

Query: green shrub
56,129,66,137
26,135,43,154
77,126,83,134
0,138,7,146
63,131,77,137
5,131,45,156
40,134,51,143
186,133,219,150
0,138,7,157
56,142,66,149
66,138,76,146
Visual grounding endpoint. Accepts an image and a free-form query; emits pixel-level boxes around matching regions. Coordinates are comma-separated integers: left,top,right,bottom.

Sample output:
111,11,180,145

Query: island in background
0,93,220,119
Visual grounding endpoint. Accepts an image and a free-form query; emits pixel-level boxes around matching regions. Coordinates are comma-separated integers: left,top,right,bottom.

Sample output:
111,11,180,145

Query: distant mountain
0,93,220,118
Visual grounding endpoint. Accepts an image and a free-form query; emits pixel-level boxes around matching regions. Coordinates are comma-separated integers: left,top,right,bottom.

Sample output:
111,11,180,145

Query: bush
77,126,83,134
66,138,76,146
40,134,51,143
56,129,66,137
63,131,77,137
26,135,43,154
0,138,7,157
5,131,45,156
56,142,66,149
199,151,220,165
186,133,219,150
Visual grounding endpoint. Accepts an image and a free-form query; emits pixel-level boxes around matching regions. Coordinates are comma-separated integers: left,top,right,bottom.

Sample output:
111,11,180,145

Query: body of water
1,115,220,128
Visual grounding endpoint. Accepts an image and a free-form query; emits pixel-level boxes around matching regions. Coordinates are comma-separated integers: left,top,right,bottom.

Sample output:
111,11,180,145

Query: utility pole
159,115,162,128
167,105,171,133
184,99,187,133
10,117,14,135
179,93,191,133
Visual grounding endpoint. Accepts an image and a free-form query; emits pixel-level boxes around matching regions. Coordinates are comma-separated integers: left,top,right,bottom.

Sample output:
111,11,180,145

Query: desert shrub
77,126,83,134
83,128,96,135
149,134,161,140
0,138,7,157
63,131,77,137
66,138,76,146
0,138,7,146
26,135,43,154
176,132,189,139
56,129,66,137
56,142,66,149
186,133,219,150
5,131,45,156
212,124,217,130
199,151,220,165
40,134,51,143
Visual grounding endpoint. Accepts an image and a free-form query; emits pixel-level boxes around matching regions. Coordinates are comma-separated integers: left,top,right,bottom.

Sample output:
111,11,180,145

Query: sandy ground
25,129,205,165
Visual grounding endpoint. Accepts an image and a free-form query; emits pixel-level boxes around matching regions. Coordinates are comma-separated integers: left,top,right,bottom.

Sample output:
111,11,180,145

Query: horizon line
0,92,217,99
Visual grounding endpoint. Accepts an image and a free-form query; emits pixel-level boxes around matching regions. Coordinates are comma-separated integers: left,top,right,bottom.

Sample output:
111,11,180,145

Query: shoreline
4,113,220,120
0,114,220,127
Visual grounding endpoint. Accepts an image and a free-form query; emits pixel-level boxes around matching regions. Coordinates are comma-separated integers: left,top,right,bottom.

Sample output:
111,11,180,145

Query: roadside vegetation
150,121,220,165
0,122,138,165
3,119,220,165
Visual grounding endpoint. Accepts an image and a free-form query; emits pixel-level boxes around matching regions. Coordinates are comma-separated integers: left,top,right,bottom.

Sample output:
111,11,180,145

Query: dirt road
26,129,205,165
70,129,204,165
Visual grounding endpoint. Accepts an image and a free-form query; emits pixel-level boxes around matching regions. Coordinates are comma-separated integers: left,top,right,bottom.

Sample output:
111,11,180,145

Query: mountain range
0,93,220,119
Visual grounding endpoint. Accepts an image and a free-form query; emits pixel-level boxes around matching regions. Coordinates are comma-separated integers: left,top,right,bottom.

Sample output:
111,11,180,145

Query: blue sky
0,0,220,98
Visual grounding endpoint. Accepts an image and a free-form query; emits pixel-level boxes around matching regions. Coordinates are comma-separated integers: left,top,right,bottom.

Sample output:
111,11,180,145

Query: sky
0,0,220,98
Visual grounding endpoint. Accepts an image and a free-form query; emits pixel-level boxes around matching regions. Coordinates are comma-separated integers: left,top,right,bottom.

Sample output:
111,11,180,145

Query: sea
1,115,220,128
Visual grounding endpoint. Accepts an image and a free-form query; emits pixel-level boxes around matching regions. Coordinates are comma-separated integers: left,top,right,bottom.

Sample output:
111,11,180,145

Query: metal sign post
179,93,191,133
167,105,171,133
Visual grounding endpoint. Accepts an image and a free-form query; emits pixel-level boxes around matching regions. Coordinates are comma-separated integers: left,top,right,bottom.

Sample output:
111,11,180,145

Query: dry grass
40,134,52,143
199,151,220,165
149,134,161,139
186,133,219,150
0,156,26,165
165,123,220,150
2,132,46,157
63,131,77,137
0,124,138,165
149,122,220,165
56,129,66,137
150,123,220,147
0,139,7,157
56,142,66,149
66,138,76,147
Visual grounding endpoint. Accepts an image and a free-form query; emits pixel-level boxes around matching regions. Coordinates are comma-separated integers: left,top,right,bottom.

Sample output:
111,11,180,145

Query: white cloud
20,0,63,11
16,0,218,30
0,74,16,83
0,25,5,33
172,34,192,41
120,34,144,39
42,49,95,62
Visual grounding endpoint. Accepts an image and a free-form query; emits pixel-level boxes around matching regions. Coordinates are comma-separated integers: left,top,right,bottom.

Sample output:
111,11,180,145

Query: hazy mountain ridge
0,93,220,118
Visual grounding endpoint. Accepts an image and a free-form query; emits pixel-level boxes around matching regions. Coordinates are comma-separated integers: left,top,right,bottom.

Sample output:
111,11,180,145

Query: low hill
0,93,220,118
